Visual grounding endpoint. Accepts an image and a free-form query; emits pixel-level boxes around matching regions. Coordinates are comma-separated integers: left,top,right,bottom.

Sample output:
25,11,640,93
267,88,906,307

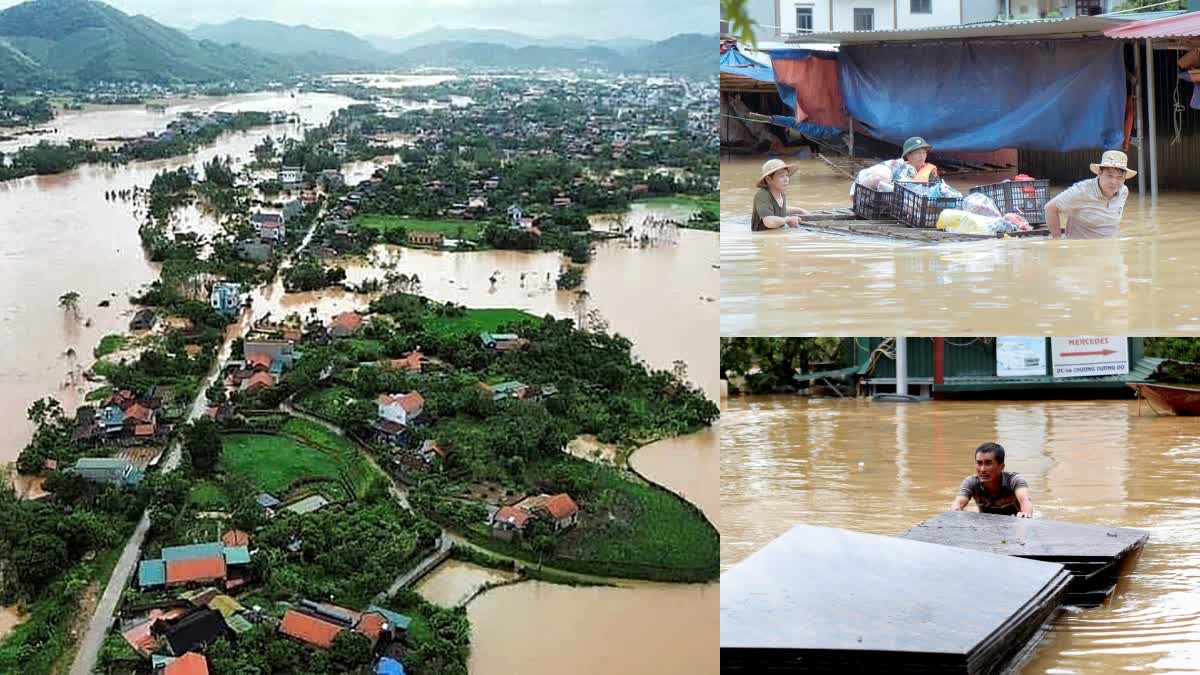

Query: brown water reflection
468,580,717,675
721,396,1200,673
720,155,1200,335
411,560,516,608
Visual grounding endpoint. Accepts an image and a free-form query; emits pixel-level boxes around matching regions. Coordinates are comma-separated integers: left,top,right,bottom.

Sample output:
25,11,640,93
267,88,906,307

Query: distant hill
0,1,713,88
190,18,391,65
399,33,714,78
370,27,656,55
0,0,371,87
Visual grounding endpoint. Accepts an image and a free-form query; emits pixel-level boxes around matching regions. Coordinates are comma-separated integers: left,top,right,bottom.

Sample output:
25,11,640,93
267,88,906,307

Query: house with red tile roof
245,353,273,371
166,556,227,587
279,609,344,649
536,493,580,531
240,371,275,392
376,391,424,426
387,350,426,372
164,652,209,675
329,311,364,338
491,505,532,541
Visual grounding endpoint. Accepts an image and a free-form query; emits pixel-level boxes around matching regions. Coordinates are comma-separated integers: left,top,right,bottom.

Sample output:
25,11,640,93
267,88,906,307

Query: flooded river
0,86,718,671
720,155,1200,336
722,395,1200,673
0,91,355,463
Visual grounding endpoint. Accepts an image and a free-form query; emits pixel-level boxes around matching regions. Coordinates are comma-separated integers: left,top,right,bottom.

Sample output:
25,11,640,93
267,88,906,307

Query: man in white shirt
1044,150,1136,240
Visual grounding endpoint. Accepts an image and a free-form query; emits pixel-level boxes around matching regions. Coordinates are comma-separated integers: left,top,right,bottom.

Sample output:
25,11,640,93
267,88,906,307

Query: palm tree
58,291,81,320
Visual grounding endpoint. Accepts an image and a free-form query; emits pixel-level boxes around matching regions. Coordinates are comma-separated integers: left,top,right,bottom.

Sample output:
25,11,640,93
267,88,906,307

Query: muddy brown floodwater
0,91,355,464
722,395,1200,673
720,155,1200,336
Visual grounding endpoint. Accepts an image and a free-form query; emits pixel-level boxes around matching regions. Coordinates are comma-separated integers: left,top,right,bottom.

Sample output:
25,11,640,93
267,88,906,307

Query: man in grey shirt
950,442,1034,517
1044,150,1136,240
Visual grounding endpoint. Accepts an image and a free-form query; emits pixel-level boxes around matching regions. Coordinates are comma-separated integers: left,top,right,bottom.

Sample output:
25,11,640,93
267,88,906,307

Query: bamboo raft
799,209,1050,243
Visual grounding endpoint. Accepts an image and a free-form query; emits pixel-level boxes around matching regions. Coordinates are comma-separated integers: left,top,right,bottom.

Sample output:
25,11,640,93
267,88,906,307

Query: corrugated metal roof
223,546,251,566
166,556,227,584
1105,10,1200,38
138,559,166,588
279,610,344,649
792,16,1129,44
162,542,224,562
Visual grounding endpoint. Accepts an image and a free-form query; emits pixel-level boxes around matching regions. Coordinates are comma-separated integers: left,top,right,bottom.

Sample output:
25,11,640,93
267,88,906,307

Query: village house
278,165,303,187
243,337,297,371
69,457,144,487
417,439,450,466
407,231,444,248
252,212,286,242
75,388,168,447
137,540,252,591
300,188,319,205
333,140,349,156
552,195,573,208
129,308,158,331
162,652,209,675
153,608,227,657
377,391,424,426
210,282,242,317
491,493,580,540
479,332,529,352
387,350,427,372
279,601,411,651
328,311,364,338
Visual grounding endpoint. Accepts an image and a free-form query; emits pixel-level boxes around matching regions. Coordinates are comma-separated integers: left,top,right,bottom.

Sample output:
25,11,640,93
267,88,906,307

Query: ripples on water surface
721,396,1200,672
720,155,1200,336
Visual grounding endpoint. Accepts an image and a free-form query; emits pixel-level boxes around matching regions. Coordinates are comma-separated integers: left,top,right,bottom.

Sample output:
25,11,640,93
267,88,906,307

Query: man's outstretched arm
1015,486,1033,518
949,495,969,511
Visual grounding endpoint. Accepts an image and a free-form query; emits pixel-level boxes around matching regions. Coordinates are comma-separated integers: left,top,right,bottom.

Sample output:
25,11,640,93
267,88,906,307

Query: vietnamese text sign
1051,337,1128,378
996,337,1047,377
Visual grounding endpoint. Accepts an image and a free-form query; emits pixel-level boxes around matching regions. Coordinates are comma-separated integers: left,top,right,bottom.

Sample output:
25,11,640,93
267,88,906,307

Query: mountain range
0,0,714,89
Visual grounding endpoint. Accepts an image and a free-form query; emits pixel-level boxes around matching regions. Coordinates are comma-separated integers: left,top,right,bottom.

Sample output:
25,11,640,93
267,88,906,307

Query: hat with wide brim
1089,150,1137,179
757,158,799,188
902,137,932,159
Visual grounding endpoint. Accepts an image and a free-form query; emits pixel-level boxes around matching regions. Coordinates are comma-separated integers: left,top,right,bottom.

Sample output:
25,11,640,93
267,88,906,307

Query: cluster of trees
0,139,115,181
720,337,845,395
0,96,54,127
283,258,347,292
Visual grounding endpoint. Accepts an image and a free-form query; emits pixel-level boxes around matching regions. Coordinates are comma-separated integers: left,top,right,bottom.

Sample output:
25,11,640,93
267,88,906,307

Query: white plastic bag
963,193,1002,218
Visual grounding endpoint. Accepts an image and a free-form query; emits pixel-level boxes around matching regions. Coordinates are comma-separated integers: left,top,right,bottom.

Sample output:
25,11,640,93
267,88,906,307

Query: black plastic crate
894,181,963,228
852,182,896,220
968,179,1050,225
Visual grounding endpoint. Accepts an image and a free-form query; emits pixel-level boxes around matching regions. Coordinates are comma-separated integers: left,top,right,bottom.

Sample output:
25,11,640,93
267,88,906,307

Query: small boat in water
797,209,1049,243
1128,382,1200,416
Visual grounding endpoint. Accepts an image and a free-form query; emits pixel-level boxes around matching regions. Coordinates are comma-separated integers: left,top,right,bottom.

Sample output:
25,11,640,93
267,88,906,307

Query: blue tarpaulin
376,657,406,675
838,40,1126,152
720,48,775,83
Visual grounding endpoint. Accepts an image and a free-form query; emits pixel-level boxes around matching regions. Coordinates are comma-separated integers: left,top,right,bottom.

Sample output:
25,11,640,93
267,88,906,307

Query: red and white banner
1050,337,1129,378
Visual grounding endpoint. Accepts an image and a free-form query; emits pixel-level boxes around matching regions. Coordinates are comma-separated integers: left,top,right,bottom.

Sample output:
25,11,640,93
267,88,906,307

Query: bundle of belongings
849,159,926,196
1179,49,1200,111
937,189,1035,235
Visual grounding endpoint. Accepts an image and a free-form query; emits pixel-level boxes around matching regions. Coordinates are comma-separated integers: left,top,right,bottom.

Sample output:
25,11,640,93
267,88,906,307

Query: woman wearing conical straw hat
1043,150,1136,240
751,159,809,232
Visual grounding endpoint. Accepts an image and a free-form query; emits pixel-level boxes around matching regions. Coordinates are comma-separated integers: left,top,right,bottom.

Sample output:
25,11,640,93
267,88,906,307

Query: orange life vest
912,163,939,182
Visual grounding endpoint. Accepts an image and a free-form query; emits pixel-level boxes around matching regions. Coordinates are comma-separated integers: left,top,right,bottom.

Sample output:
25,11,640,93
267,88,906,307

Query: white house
376,391,425,426
278,165,303,186
774,0,1074,35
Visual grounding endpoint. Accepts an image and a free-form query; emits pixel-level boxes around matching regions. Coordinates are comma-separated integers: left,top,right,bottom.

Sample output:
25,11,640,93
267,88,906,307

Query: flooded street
720,155,1200,335
721,395,1200,673
0,92,355,463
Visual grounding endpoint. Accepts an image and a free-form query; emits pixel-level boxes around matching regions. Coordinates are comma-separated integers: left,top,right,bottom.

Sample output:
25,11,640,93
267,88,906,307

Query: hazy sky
0,0,714,40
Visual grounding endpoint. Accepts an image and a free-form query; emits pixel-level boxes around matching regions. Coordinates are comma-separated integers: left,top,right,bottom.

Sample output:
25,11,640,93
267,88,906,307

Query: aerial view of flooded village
0,0,718,673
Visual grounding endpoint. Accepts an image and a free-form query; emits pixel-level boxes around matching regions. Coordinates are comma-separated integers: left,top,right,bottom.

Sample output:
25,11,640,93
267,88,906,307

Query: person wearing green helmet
901,136,939,182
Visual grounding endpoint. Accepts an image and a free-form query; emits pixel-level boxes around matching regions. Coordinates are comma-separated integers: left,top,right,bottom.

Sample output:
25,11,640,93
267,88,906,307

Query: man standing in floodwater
950,442,1034,517
1043,150,1136,240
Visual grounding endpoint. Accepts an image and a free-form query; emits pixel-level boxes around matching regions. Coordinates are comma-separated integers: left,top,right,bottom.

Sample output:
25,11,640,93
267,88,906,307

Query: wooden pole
1145,38,1159,202
1134,42,1146,200
848,114,855,158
